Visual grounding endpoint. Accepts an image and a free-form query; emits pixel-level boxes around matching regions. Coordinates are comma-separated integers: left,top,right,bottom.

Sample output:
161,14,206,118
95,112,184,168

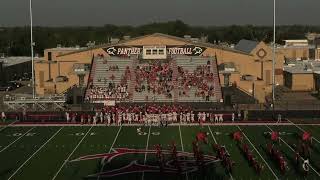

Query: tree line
0,20,319,56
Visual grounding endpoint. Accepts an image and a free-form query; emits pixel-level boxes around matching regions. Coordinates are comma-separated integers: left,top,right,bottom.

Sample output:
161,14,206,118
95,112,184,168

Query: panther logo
70,148,220,178
106,47,117,55
193,47,203,55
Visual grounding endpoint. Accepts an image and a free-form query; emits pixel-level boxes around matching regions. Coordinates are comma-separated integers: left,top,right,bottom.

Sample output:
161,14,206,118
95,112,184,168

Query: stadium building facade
35,33,284,103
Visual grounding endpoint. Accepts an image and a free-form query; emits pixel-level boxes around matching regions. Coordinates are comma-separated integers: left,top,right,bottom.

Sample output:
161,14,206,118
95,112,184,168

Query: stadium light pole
272,0,276,104
29,0,35,99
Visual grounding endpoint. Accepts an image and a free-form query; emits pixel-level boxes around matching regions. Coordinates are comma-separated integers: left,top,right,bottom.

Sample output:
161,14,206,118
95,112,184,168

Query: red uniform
196,132,208,143
271,131,279,142
302,132,311,142
233,131,242,142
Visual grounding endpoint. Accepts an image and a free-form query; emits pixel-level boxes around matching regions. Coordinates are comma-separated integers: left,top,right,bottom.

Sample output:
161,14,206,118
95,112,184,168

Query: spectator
1,112,6,122
65,112,70,122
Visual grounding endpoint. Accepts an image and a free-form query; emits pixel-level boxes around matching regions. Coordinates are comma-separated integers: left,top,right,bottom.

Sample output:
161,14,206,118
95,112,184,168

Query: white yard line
207,125,217,144
52,126,94,180
207,125,234,180
179,124,189,180
178,124,185,152
0,120,18,132
141,125,151,180
237,126,279,180
0,127,36,153
265,125,320,177
97,125,123,180
7,127,63,180
286,118,320,144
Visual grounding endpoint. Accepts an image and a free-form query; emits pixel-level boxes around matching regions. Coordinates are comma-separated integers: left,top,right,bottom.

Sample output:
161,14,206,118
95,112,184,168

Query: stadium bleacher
85,55,222,103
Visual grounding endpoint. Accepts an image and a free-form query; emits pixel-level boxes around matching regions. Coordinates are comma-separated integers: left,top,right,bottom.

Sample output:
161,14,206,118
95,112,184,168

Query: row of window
145,49,165,55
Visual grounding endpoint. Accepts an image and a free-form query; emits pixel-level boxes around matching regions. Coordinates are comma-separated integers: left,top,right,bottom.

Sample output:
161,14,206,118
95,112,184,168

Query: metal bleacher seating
85,55,222,103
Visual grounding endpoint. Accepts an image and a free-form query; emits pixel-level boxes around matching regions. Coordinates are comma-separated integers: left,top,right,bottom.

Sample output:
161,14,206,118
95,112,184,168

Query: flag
302,132,311,141
233,131,242,141
271,131,279,141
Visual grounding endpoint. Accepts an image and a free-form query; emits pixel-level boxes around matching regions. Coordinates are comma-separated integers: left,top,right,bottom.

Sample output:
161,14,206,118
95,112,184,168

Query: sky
0,0,318,27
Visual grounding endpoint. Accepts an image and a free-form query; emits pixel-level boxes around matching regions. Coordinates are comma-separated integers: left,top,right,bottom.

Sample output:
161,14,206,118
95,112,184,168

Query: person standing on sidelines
214,114,219,123
277,114,282,123
1,112,6,122
237,110,242,121
232,113,235,123
191,111,195,123
100,111,104,124
65,112,70,123
219,114,224,123
93,115,97,125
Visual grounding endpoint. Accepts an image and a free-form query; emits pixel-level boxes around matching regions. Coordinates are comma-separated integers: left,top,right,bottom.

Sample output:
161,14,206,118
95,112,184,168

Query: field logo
70,148,220,178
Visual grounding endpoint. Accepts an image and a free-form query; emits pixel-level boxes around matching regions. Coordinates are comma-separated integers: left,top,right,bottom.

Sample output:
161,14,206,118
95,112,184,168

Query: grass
1,123,320,180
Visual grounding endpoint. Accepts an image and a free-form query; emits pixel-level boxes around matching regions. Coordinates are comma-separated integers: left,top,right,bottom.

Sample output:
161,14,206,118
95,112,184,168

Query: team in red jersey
232,131,264,174
267,143,289,174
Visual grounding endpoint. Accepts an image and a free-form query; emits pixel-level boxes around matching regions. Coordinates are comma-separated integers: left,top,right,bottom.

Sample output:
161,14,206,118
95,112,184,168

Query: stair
85,57,98,99
128,59,138,102
211,59,223,101
171,59,179,102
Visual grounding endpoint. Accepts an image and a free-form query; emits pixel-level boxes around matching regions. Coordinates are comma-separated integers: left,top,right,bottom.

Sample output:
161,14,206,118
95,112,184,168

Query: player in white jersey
214,114,219,123
203,112,207,122
191,111,195,123
186,112,190,123
232,113,235,122
123,113,128,124
142,114,147,125
154,114,160,126
172,112,177,122
65,112,70,122
168,112,173,122
107,113,111,126
95,112,99,122
135,113,139,123
128,113,132,124
117,113,122,126
100,112,104,124
93,116,97,125
112,113,116,124
197,112,201,123
219,114,224,122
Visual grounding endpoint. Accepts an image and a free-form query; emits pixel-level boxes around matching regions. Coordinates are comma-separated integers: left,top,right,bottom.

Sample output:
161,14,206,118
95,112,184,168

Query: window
146,49,151,55
158,49,164,55
152,49,157,55
48,52,52,61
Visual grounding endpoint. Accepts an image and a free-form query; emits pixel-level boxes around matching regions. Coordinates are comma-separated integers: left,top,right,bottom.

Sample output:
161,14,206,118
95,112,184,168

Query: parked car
0,85,14,91
8,81,23,88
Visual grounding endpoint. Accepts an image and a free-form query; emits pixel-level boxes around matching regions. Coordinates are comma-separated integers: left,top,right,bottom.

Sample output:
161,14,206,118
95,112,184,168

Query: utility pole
30,0,35,99
272,0,276,104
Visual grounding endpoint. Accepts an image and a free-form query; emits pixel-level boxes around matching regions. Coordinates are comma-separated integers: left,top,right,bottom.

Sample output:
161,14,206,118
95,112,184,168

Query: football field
1,122,320,180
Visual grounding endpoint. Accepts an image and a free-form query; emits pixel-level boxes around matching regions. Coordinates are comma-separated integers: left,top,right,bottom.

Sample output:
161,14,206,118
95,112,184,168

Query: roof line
57,33,251,57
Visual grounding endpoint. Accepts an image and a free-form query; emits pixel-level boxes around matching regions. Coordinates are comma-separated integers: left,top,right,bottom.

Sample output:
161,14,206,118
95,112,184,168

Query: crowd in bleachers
86,57,221,102
177,61,216,101
85,84,129,101
135,62,174,99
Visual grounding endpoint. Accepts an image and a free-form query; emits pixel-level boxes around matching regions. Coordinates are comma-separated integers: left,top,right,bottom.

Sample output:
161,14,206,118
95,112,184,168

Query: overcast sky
0,0,318,26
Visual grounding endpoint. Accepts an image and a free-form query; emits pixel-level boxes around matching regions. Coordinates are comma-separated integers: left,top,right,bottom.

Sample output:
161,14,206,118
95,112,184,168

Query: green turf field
1,123,320,180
